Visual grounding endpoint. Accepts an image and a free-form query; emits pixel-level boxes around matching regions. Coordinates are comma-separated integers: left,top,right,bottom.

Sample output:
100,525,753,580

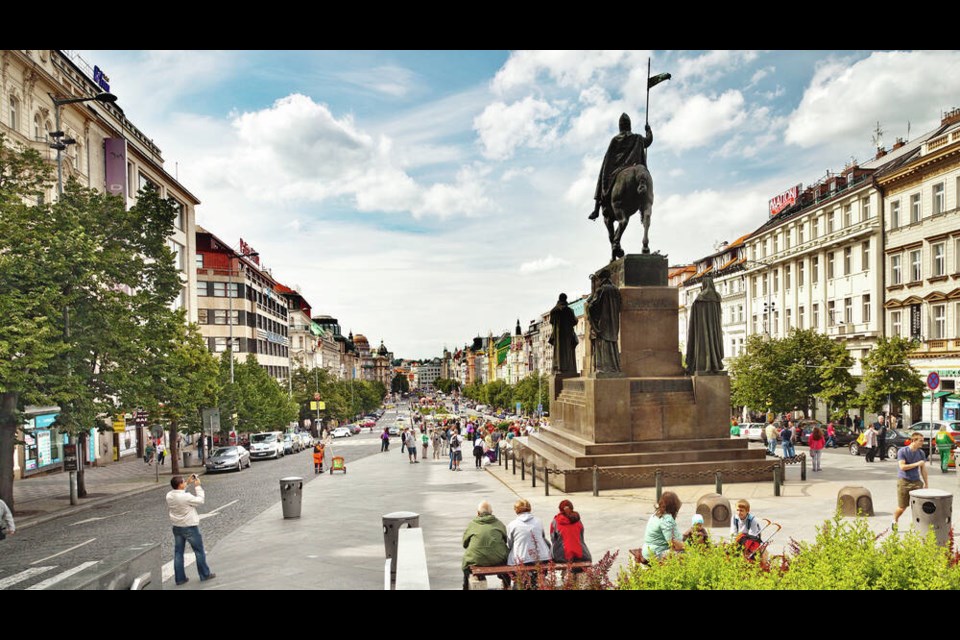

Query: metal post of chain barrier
715,471,723,494
520,456,525,481
545,468,551,496
801,454,806,481
593,466,599,497
774,465,781,496
655,470,662,502
532,460,537,488
512,451,516,475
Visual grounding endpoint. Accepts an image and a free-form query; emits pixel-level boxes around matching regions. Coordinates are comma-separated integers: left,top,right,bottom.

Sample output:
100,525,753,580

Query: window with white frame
798,306,805,329
828,301,836,326
195,254,204,269
737,304,743,322
8,96,18,131
812,256,819,282
138,172,158,193
828,252,836,279
843,204,852,227
196,281,207,297
911,194,921,223
784,264,791,290
762,273,768,296
863,294,871,324
932,304,946,339
844,246,852,275
773,310,779,334
890,200,900,229
212,282,226,297
784,230,791,250
168,240,184,271
812,217,820,239
862,197,871,219
891,310,902,337
812,304,820,329
933,242,946,277
773,269,779,294
786,308,792,330
752,276,758,298
910,249,922,282
861,241,870,271
798,260,805,286
844,297,853,324
171,198,185,230
798,223,805,244
933,183,945,215
891,254,902,285
34,113,43,141
827,211,836,234
214,337,240,353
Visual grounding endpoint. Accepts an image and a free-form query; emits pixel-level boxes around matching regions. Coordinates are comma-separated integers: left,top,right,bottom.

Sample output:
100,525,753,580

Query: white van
250,431,284,460
475,404,487,413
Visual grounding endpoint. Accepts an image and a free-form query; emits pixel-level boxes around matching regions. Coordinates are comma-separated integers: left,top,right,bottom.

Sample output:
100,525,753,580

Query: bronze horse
604,164,653,260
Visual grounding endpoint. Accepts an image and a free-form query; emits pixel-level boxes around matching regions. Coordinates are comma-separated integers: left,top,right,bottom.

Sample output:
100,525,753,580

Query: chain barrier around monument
503,445,800,499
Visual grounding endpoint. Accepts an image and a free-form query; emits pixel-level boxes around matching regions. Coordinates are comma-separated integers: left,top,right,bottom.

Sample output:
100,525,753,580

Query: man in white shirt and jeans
166,474,215,586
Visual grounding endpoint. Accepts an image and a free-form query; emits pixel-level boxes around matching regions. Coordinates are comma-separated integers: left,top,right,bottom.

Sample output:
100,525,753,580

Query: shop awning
927,390,953,399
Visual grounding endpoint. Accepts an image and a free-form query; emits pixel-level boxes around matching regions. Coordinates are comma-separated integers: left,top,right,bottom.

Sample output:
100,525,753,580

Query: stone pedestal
525,254,769,492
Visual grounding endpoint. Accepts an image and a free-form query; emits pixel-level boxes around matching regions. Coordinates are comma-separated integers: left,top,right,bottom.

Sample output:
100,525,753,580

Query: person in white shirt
166,474,215,586
0,498,15,540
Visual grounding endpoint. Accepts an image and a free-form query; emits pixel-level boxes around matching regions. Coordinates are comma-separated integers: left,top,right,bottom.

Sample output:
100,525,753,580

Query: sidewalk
12,447,204,530
179,442,960,590
11,440,959,589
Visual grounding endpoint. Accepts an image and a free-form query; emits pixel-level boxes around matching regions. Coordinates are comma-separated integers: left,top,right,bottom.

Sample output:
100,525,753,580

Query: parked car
283,433,297,454
349,424,362,435
297,432,313,448
739,423,766,442
249,431,285,459
332,426,352,438
205,446,251,472
907,420,960,448
848,428,914,458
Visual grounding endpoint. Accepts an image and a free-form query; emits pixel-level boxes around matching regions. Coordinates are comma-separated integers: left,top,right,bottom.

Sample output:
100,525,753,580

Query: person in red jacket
549,499,591,563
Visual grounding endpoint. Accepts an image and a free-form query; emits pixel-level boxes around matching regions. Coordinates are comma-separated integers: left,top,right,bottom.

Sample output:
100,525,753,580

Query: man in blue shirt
893,432,929,530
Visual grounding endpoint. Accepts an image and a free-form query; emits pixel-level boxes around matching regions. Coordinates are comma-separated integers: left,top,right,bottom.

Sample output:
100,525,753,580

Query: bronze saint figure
549,293,579,375
684,276,724,374
587,269,621,373
588,113,654,260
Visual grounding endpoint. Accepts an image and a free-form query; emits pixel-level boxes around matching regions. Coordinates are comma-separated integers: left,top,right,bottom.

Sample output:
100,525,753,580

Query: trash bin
909,488,952,546
183,451,194,467
383,511,419,582
280,477,304,519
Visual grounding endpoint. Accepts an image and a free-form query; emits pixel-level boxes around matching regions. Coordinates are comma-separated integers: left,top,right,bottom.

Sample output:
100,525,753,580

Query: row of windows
208,336,289,359
745,295,872,334
196,280,289,321
889,302,960,340
197,308,289,337
889,179,958,229
889,238,960,285
751,197,874,261
750,242,872,297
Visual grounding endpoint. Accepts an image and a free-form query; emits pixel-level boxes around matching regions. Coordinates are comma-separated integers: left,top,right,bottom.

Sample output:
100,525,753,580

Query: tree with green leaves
817,341,859,419
391,373,410,395
0,136,61,510
219,354,298,435
729,329,851,417
434,377,461,394
859,336,925,415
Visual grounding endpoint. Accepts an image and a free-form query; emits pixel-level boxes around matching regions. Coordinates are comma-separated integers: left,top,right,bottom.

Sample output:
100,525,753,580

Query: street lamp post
49,92,117,197
48,91,116,506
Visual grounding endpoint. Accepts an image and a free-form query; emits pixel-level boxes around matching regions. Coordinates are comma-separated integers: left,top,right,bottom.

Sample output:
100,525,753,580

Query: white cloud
675,51,760,83
785,50,960,150
190,94,489,218
502,166,534,181
519,254,571,274
473,96,561,160
659,90,748,151
656,187,769,261
337,65,418,98
749,66,774,86
492,50,650,95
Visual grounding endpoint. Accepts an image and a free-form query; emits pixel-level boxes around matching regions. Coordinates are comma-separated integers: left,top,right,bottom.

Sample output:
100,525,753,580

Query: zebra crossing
0,560,99,590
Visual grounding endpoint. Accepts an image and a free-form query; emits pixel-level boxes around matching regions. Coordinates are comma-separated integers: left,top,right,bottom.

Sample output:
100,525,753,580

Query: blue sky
81,50,960,359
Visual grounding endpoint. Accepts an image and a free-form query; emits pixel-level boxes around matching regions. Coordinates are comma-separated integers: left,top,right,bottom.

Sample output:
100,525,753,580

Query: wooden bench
469,561,593,588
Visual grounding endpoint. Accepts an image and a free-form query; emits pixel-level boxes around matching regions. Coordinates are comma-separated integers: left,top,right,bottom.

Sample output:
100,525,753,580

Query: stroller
736,518,782,561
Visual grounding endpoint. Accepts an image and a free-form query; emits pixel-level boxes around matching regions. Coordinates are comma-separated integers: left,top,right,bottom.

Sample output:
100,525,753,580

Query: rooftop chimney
942,107,960,127
875,146,887,160
892,137,906,150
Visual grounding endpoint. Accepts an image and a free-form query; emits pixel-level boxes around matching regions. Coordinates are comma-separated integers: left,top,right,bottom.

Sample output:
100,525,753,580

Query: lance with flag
646,57,672,126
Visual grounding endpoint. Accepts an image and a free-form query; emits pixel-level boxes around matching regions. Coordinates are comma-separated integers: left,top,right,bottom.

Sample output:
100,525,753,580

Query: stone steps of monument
551,458,776,492
576,448,764,468
532,427,748,456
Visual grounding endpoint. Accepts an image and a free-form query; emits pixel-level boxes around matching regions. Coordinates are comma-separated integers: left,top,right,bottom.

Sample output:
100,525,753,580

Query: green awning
948,394,960,402
927,390,952,399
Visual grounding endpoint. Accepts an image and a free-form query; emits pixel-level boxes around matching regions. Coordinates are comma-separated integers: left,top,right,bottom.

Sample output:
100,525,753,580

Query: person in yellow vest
935,424,956,473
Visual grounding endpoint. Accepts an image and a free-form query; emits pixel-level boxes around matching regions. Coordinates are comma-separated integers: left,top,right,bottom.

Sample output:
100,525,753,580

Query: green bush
616,514,960,590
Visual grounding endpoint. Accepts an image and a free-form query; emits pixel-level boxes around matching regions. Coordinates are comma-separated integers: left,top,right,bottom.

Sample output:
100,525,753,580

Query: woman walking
808,426,825,471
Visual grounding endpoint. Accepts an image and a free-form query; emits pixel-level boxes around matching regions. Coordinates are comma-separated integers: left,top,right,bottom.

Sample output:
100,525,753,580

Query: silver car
205,446,251,473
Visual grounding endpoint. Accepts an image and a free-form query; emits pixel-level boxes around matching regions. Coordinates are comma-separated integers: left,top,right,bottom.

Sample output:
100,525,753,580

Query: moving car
250,431,285,459
332,426,352,438
739,423,766,442
205,446,251,472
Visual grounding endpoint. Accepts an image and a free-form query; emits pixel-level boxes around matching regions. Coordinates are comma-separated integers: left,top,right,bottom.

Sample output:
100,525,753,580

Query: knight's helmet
618,112,632,133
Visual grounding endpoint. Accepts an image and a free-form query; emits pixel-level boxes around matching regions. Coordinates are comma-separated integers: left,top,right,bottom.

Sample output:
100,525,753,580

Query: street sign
134,410,148,426
927,372,941,390
112,414,126,432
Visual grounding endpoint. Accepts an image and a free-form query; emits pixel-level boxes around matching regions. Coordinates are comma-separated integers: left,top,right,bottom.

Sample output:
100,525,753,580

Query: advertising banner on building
769,184,801,217
104,138,127,199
